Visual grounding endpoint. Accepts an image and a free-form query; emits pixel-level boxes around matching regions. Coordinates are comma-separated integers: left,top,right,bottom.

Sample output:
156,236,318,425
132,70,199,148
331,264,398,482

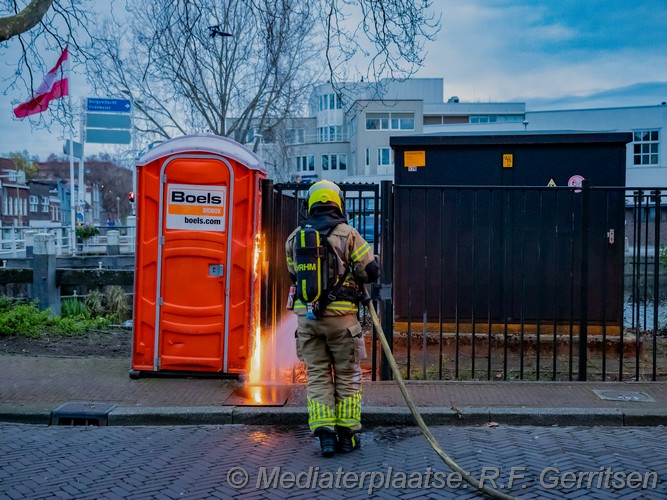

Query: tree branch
0,0,53,42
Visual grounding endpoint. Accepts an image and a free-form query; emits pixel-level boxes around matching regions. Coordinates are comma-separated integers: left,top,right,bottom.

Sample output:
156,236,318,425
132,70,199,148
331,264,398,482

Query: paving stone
3,423,664,499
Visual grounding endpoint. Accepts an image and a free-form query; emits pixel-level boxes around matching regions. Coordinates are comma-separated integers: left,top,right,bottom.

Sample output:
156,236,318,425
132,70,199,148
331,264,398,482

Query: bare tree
323,0,440,84
84,0,439,178
86,0,319,154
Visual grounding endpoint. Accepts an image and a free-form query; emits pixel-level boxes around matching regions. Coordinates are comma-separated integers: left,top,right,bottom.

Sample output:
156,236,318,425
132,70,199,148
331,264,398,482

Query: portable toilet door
131,134,266,376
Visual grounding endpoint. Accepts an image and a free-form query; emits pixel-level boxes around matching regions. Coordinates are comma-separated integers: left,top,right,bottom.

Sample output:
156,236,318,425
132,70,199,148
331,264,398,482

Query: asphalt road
0,423,665,499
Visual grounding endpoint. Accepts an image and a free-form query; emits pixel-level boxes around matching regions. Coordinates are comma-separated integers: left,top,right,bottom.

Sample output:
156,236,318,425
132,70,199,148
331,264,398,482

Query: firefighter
285,179,379,457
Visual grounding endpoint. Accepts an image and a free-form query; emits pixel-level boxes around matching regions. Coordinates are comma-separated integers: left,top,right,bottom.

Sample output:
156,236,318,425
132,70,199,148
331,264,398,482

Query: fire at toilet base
224,384,292,406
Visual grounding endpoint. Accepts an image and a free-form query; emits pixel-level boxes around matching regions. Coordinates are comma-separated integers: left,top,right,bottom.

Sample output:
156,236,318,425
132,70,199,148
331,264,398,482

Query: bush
0,301,54,338
76,225,100,241
104,286,131,321
0,294,116,338
85,290,106,317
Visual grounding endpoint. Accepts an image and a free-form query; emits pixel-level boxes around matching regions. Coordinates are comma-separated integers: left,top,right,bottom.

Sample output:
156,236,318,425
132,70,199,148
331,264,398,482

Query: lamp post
116,196,120,223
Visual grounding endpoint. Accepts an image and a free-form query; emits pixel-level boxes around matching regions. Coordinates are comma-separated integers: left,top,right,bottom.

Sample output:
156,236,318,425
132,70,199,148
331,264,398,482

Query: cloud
417,0,667,105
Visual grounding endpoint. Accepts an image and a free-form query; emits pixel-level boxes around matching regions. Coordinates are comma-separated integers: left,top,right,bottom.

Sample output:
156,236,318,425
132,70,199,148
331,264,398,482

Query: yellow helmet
307,180,343,213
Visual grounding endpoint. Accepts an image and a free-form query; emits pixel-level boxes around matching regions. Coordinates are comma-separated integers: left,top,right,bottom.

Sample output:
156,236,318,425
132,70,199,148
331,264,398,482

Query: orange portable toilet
130,134,266,377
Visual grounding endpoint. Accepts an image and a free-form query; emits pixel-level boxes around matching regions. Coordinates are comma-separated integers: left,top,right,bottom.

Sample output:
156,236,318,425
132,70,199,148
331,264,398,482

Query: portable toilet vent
131,134,266,376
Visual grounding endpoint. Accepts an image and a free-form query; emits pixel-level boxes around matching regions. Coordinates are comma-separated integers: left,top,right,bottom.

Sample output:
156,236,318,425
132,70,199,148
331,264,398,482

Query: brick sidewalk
2,354,666,426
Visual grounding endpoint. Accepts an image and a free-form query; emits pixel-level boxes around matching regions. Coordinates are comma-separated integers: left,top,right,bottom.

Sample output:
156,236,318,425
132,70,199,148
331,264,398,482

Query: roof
390,130,634,147
136,134,265,172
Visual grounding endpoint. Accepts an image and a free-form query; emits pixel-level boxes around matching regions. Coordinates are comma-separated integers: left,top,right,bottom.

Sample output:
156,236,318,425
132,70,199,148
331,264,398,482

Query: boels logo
166,184,227,232
170,191,223,205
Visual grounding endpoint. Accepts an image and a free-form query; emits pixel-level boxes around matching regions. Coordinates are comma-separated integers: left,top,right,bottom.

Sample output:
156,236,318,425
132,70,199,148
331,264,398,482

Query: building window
320,154,347,171
295,155,314,172
286,128,305,144
366,112,414,131
366,113,389,130
378,147,393,166
339,154,347,170
633,130,659,165
365,148,370,167
391,113,415,130
470,114,524,124
41,196,49,213
317,126,343,142
319,93,343,111
30,195,39,212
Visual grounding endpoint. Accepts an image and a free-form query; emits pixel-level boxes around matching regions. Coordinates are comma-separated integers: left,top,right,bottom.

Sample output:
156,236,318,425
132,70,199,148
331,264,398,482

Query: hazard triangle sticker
547,178,557,187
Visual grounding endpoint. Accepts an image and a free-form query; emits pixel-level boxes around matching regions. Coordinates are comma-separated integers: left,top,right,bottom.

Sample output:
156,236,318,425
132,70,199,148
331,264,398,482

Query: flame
246,232,301,403
249,325,262,385
247,232,264,400
249,385,263,405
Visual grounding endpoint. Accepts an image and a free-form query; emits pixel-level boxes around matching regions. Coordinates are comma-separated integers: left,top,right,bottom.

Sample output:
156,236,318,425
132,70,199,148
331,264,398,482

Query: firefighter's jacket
285,218,377,316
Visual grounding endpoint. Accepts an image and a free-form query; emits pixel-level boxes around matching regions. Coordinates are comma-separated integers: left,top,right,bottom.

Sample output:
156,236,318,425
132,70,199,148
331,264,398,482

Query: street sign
85,129,132,145
63,139,84,159
86,113,132,129
86,98,131,113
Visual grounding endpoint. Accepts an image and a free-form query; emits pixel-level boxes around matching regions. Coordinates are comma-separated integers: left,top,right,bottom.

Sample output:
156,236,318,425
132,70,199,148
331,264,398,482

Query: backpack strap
322,225,353,305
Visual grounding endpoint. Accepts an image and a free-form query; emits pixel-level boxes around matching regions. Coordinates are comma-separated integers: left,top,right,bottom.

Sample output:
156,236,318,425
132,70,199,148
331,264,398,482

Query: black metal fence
391,183,666,382
262,181,666,382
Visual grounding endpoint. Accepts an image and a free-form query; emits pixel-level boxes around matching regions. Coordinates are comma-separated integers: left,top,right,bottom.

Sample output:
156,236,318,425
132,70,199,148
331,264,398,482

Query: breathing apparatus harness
293,223,355,319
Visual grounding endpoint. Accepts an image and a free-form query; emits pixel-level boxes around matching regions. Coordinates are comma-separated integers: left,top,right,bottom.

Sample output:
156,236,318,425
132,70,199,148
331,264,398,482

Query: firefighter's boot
314,428,337,458
336,427,360,453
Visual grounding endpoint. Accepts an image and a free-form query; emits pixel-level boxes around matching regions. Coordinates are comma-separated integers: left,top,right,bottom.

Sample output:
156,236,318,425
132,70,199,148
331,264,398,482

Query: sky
1,0,667,160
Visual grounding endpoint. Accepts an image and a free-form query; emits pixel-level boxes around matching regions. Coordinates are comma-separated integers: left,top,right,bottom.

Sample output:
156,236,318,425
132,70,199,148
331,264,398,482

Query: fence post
578,180,590,381
32,233,60,315
107,230,120,255
379,180,394,381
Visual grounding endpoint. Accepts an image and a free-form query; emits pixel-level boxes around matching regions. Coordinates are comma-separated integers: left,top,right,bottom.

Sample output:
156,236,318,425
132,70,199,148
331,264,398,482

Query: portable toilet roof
136,134,266,173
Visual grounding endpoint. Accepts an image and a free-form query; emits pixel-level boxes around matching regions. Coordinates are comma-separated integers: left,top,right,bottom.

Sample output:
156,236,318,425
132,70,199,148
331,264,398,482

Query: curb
1,405,666,427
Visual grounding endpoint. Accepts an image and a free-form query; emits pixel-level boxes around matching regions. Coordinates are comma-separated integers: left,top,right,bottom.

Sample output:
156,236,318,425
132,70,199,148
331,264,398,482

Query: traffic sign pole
82,97,135,223
78,104,85,225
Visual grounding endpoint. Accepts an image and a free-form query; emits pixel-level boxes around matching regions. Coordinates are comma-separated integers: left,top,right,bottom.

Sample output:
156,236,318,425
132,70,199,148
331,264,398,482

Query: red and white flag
13,46,69,119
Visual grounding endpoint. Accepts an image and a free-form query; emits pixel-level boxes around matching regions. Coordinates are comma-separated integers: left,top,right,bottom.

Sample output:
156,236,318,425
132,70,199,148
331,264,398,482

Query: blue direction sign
86,113,132,129
86,129,132,145
86,98,131,113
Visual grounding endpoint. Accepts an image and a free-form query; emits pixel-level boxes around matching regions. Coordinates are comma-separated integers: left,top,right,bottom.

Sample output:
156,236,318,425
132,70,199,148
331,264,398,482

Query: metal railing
0,225,136,257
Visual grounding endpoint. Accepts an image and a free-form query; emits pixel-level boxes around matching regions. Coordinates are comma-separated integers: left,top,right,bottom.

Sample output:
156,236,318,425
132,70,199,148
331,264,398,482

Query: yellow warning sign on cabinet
404,150,426,167
502,154,513,168
547,178,557,187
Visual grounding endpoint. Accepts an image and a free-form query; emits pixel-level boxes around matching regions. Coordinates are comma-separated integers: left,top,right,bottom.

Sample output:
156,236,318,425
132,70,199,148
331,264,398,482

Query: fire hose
365,299,518,500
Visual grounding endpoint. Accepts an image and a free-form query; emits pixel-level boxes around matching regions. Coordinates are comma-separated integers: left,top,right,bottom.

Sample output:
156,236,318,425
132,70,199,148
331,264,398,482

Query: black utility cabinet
389,131,632,326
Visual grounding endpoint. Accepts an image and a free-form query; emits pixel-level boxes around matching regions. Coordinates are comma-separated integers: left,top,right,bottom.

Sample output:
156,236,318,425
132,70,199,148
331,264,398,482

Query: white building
282,78,527,184
422,103,667,188
277,78,666,188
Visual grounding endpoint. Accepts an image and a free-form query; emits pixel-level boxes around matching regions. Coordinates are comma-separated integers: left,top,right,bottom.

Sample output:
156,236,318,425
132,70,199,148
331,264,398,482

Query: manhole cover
592,390,655,402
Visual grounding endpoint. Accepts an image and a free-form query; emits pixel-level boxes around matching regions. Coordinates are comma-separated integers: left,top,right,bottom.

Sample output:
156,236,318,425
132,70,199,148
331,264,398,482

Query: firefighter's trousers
296,314,365,433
